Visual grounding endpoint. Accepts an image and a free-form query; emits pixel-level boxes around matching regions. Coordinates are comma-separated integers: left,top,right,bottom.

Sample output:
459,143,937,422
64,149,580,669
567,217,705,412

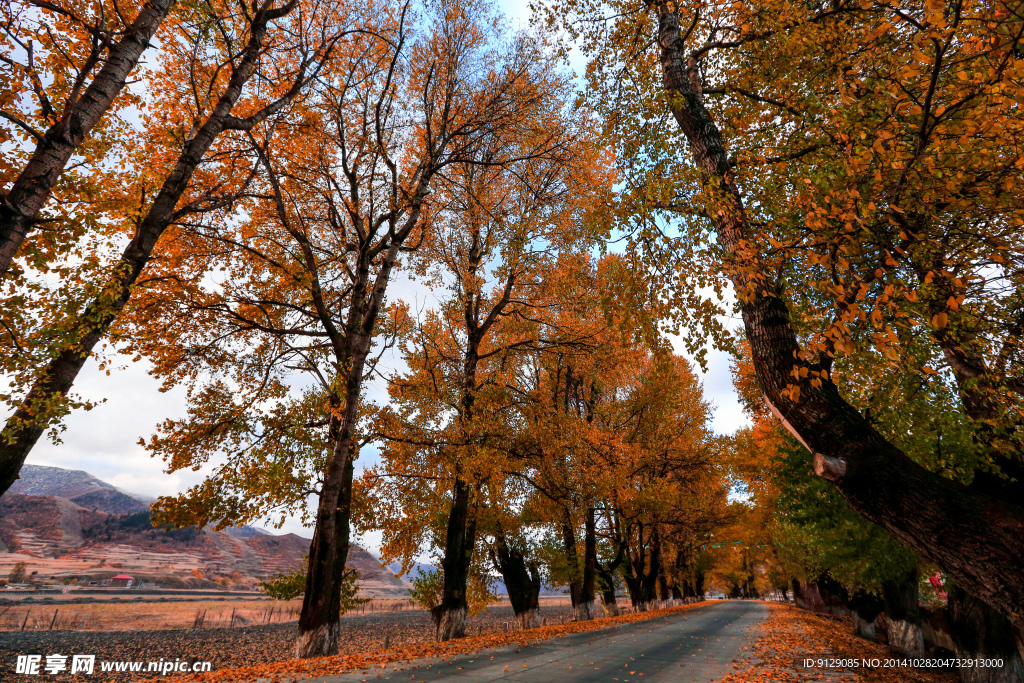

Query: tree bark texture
654,3,1024,633
0,0,176,275
948,586,1024,683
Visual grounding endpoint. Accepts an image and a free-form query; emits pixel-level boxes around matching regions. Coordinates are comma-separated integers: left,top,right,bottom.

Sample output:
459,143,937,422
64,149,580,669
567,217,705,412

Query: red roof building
109,574,134,588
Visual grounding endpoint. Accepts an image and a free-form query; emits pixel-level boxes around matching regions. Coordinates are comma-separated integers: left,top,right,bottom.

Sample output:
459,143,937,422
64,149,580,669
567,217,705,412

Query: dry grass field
0,597,573,632
0,599,303,631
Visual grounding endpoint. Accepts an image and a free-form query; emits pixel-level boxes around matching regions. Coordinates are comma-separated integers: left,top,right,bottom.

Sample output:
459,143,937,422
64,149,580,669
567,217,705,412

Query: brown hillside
0,494,408,596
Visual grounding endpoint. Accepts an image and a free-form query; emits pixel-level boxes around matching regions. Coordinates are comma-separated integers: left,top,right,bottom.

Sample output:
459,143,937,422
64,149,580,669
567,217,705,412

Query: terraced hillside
0,468,409,596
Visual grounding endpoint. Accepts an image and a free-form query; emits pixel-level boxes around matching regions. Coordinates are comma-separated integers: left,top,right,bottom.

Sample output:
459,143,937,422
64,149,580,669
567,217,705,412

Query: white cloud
25,355,204,499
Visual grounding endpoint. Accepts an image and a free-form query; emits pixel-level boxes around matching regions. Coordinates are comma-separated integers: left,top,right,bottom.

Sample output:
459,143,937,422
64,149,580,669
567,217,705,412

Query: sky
18,0,750,549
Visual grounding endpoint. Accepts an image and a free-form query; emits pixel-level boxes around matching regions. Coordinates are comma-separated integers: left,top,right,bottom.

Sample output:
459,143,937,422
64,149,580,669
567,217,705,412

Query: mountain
6,465,150,514
0,467,409,596
389,560,437,580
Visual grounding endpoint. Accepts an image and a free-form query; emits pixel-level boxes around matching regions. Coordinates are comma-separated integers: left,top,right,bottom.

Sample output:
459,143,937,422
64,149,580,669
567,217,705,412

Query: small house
110,574,134,588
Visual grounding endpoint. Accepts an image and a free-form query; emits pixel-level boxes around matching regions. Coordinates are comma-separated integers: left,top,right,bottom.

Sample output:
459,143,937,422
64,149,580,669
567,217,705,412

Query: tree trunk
297,145,431,656
623,572,642,609
297,244,408,655
882,568,924,656
947,586,1024,683
561,516,584,611
849,590,885,642
645,528,663,605
527,564,542,618
693,564,706,599
815,573,849,615
627,528,661,610
0,1,295,498
792,579,805,609
653,3,1024,632
596,560,620,617
492,532,541,630
575,506,597,621
740,554,759,599
793,579,828,612
0,0,176,276
596,510,627,616
295,441,354,657
601,585,620,616
432,475,478,641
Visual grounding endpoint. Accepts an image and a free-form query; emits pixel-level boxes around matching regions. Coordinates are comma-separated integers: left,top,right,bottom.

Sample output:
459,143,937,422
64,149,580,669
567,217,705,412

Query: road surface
313,600,768,683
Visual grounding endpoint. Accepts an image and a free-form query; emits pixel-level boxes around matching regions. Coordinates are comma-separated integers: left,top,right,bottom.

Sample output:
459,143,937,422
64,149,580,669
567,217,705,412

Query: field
0,600,583,682
0,598,304,631
0,596,572,632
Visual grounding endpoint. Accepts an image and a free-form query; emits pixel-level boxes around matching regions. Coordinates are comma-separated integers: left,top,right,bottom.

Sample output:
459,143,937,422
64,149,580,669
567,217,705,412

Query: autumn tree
0,0,178,276
601,354,720,610
137,0,578,656
0,0,340,499
543,0,1024,638
8,560,27,583
732,341,1019,662
362,137,610,638
508,304,720,616
496,257,634,621
481,488,545,627
514,346,610,620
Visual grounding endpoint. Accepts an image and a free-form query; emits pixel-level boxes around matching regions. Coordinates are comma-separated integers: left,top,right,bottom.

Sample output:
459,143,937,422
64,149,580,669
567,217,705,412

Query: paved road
314,600,768,683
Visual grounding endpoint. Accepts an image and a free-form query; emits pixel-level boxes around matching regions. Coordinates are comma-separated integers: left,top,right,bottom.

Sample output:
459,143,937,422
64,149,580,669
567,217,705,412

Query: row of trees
543,0,1024,661
1,0,727,655
0,0,615,655
3,0,1022,670
359,254,726,637
721,343,1024,676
